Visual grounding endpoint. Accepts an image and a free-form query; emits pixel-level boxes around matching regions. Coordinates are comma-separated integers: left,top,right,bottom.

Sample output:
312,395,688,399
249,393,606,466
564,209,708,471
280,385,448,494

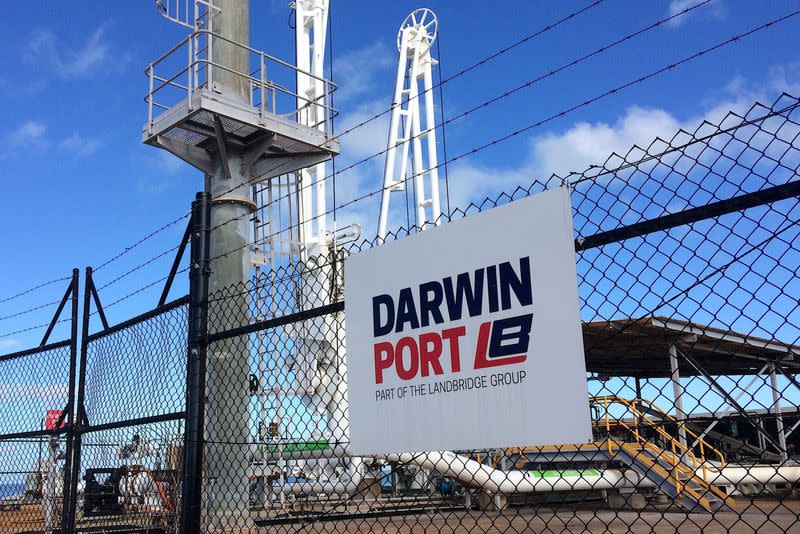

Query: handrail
592,396,726,468
591,396,727,498
144,28,338,134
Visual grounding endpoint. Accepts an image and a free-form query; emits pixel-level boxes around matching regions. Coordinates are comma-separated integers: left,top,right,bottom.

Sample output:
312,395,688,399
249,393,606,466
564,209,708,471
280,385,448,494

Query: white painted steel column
770,363,788,461
378,29,411,240
669,343,687,448
422,57,441,226
205,0,253,528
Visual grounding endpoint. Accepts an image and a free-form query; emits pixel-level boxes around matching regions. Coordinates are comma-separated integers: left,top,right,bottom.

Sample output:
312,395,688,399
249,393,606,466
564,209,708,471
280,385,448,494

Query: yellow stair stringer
618,442,734,511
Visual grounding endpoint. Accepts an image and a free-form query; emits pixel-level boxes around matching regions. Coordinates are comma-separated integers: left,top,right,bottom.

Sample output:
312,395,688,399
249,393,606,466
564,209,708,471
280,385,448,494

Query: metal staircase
495,396,736,512
594,396,735,512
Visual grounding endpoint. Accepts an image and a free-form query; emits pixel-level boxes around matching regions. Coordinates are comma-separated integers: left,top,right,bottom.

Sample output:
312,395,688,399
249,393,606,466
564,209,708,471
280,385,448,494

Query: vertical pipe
61,269,79,534
148,65,155,133
187,38,193,107
408,48,426,229
669,343,687,448
770,363,788,462
205,1,253,527
181,192,211,534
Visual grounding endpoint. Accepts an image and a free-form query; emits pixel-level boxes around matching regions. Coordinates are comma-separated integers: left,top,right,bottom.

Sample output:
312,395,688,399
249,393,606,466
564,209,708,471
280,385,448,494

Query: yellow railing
473,396,732,510
591,396,726,477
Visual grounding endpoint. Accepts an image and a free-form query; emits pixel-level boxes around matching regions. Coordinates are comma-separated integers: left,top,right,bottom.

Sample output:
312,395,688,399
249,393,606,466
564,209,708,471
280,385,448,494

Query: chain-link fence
66,281,189,534
193,92,800,533
1,92,800,533
0,274,77,534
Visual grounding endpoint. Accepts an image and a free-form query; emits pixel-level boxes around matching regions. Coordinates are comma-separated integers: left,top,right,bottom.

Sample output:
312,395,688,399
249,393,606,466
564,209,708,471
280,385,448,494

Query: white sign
344,187,591,454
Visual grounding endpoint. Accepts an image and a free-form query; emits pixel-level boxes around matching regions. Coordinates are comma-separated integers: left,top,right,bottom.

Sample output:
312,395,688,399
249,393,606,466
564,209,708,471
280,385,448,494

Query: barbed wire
0,2,775,336
0,276,71,306
7,2,604,305
0,297,65,323
95,241,185,292
93,213,189,273
95,267,191,314
0,317,73,340
205,0,712,236
207,9,800,263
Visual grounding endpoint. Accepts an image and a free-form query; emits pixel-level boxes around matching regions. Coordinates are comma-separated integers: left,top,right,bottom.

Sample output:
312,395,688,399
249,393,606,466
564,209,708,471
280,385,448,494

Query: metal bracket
212,115,232,181
677,344,784,453
241,133,277,173
40,277,77,346
154,135,213,174
159,217,193,308
89,278,110,331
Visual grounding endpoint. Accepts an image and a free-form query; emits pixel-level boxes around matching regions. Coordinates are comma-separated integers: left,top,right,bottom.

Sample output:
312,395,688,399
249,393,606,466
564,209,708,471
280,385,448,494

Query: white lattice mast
295,0,330,258
379,8,441,240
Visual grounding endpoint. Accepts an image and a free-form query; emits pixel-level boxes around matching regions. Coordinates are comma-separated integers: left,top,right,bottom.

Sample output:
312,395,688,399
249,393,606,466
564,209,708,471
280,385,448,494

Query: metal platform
143,87,338,182
142,29,340,182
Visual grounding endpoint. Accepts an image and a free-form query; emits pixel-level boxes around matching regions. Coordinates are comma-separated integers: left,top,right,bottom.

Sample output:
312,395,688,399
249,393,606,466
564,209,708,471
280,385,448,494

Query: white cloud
24,25,121,79
338,99,391,160
0,338,20,351
58,132,103,157
424,65,800,214
0,383,67,403
137,176,170,194
334,41,394,104
667,0,726,27
7,120,47,145
154,150,190,174
3,122,101,157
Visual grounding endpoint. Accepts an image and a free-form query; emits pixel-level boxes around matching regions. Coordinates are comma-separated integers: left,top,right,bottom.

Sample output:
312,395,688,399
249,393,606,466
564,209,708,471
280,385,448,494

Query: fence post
181,192,211,533
61,269,79,534
64,267,93,534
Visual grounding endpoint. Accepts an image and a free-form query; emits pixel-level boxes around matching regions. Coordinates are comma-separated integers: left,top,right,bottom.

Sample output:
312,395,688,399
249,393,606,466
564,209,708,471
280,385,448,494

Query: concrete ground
3,497,799,533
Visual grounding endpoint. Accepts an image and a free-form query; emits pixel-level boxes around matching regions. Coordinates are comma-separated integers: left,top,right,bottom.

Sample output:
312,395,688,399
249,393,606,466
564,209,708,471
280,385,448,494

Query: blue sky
0,2,796,356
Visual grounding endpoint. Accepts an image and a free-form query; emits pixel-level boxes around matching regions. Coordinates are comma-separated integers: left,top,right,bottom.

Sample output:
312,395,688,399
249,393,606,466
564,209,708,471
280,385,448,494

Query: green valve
529,469,600,478
263,439,331,453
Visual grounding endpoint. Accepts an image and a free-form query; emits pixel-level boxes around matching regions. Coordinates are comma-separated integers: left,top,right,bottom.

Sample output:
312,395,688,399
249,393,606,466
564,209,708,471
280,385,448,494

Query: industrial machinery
379,8,442,239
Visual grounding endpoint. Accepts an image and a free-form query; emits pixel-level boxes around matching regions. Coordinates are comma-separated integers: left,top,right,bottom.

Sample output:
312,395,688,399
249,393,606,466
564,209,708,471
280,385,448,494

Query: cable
20,0,620,297
0,276,71,306
50,0,606,283
95,242,184,292
206,0,722,240
436,36,451,218
200,0,614,215
94,213,189,273
0,317,73,340
96,267,190,313
206,9,800,263
0,298,64,323
325,0,716,184
328,1,337,229
573,98,800,185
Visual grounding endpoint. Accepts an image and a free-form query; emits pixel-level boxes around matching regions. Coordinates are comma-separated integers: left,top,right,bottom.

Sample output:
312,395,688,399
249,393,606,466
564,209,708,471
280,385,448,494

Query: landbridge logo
370,256,533,384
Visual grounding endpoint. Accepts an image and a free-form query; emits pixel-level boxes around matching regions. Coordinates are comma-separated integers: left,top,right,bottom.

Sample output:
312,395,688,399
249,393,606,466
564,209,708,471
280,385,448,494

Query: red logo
473,314,532,369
